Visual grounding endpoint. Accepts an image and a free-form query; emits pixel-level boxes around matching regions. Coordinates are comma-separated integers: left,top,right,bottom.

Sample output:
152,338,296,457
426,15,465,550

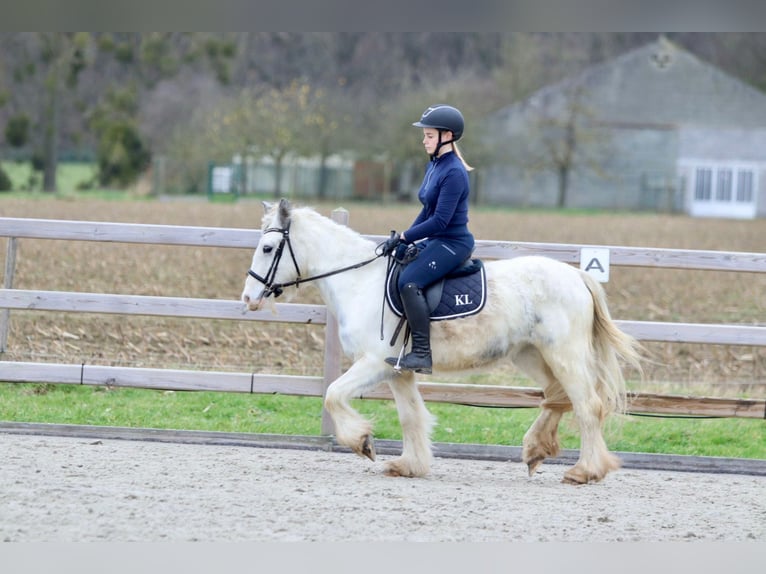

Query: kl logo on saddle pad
454,293,473,306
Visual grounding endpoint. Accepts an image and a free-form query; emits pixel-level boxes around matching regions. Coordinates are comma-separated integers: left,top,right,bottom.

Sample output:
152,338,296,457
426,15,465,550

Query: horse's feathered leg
541,344,619,485
512,345,571,475
523,407,567,476
384,371,435,477
515,323,618,483
323,355,390,462
554,272,640,484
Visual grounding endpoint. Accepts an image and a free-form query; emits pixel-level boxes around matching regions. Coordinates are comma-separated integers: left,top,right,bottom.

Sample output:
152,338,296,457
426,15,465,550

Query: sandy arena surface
1,433,764,543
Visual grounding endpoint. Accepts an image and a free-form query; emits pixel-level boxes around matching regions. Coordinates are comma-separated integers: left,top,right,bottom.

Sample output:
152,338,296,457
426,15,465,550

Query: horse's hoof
562,467,596,485
561,475,588,485
526,456,545,476
383,459,419,478
361,434,376,461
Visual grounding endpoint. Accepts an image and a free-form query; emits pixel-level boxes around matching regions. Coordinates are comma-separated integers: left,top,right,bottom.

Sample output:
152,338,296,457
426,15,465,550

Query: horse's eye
263,245,273,254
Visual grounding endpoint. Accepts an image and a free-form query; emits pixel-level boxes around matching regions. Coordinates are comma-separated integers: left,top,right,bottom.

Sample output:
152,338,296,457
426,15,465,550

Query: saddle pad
386,260,487,321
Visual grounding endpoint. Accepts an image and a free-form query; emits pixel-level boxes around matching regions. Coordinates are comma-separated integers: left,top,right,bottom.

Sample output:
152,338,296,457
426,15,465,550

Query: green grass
1,161,98,193
1,383,763,460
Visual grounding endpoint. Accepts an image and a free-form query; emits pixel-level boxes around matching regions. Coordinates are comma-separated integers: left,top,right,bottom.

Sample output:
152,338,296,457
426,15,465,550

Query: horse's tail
580,271,644,417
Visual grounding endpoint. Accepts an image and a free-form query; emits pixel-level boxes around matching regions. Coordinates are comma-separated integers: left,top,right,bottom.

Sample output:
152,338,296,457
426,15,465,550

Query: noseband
247,220,383,299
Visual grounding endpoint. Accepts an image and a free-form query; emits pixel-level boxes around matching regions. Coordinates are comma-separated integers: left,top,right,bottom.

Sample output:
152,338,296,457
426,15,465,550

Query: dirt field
2,196,765,397
1,432,764,542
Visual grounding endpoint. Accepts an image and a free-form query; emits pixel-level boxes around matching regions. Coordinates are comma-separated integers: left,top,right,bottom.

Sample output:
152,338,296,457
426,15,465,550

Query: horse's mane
263,203,373,247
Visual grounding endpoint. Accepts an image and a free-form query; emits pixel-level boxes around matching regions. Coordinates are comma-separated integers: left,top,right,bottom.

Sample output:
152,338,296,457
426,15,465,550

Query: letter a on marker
585,258,604,273
579,248,610,282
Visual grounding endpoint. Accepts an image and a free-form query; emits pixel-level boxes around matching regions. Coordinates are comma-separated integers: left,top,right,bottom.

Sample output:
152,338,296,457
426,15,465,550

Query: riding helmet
412,104,464,141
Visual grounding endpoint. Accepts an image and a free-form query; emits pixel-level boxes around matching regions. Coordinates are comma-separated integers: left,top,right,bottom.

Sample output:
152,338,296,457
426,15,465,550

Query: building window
716,168,733,201
694,167,712,200
693,165,756,204
737,169,754,203
687,161,758,218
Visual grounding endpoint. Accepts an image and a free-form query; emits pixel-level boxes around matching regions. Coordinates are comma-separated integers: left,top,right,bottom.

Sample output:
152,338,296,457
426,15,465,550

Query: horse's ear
261,201,273,214
278,198,291,221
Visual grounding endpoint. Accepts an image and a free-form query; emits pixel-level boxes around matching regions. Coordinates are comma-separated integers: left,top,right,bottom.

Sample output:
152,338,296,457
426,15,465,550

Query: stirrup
385,345,407,372
385,350,432,374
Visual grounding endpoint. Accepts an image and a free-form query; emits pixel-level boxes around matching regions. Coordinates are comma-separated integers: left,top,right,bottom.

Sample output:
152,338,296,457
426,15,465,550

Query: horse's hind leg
384,371,435,477
562,389,621,484
513,346,571,475
542,346,621,484
523,406,568,476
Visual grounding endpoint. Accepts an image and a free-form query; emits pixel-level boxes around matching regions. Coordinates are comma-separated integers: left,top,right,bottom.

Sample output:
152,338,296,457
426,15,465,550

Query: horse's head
241,198,301,311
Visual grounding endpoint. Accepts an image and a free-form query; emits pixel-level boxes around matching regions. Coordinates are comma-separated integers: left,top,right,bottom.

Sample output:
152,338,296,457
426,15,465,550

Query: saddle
385,256,487,321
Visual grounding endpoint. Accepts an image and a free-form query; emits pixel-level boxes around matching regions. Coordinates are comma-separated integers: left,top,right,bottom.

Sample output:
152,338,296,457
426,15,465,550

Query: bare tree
525,84,611,208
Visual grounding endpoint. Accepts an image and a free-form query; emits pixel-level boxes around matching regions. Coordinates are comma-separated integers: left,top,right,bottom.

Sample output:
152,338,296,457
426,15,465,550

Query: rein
247,222,384,299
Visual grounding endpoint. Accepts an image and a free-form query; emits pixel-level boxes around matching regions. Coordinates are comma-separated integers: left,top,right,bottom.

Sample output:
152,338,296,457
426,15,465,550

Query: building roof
494,36,766,130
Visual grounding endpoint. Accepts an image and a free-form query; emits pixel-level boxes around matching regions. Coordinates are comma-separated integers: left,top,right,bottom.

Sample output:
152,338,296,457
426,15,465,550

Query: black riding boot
385,283,432,374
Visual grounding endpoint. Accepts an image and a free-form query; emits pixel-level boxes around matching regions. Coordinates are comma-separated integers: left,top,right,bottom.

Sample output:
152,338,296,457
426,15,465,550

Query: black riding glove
380,231,402,256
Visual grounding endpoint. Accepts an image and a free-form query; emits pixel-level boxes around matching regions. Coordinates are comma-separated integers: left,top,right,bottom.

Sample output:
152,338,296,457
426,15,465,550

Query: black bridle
246,221,383,299
246,221,301,299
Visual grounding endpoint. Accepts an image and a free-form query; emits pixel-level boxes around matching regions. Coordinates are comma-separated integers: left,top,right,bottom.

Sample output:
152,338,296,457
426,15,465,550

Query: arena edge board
1,421,764,477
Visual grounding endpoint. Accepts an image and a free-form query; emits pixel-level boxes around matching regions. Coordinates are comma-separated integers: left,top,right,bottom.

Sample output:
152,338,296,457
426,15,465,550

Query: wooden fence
1,213,765,432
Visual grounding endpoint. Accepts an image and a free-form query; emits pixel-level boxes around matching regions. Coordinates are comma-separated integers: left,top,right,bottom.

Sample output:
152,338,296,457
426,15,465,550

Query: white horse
241,199,643,484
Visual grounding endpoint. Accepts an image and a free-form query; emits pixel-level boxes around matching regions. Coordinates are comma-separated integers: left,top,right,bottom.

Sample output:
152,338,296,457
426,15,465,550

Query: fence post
1,237,18,353
320,208,348,435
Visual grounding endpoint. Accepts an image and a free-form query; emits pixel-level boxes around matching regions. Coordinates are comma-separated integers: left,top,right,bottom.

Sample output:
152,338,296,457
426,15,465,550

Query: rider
380,104,475,374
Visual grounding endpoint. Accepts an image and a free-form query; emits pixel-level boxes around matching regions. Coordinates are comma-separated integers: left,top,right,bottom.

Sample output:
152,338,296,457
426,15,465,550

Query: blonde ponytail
452,142,474,172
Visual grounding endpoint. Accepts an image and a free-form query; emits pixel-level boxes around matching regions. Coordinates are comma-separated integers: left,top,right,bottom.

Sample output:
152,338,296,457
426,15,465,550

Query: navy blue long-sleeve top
403,151,473,247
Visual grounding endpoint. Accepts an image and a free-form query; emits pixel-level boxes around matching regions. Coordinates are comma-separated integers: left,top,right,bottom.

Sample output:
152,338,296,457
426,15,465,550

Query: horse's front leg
323,355,390,462
384,371,435,478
